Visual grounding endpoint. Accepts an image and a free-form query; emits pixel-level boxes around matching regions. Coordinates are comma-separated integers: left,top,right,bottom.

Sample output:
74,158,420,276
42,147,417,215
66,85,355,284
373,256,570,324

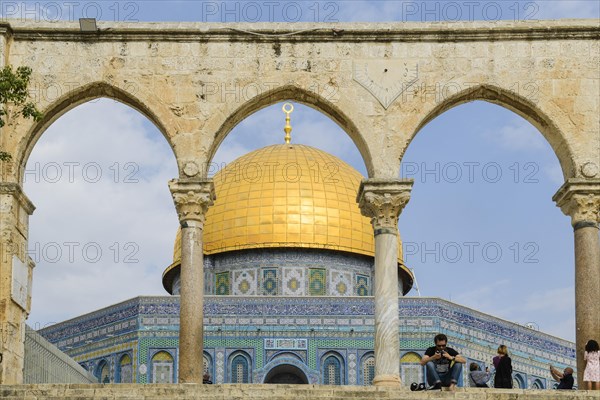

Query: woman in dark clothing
494,345,513,389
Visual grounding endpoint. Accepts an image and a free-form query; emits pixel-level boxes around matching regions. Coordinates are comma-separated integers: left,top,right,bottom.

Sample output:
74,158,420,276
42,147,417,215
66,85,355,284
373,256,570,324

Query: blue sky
17,1,600,342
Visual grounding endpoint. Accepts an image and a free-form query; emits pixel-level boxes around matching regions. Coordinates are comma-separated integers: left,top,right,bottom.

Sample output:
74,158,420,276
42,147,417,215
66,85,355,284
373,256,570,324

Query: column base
372,374,402,387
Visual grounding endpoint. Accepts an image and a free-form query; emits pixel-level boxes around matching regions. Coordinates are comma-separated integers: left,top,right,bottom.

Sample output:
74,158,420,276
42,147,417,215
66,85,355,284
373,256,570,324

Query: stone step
2,384,600,400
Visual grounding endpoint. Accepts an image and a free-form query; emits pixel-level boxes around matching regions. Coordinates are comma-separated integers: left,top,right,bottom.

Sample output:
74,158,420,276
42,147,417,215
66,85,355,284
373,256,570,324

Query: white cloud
25,99,178,327
484,119,548,152
520,286,575,314
450,279,512,315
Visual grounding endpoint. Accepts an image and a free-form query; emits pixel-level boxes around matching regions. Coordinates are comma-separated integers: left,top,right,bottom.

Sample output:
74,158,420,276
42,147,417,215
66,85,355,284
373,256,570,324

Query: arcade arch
399,101,570,336
207,85,373,177
264,363,309,384
16,82,178,184
24,99,178,327
408,84,576,179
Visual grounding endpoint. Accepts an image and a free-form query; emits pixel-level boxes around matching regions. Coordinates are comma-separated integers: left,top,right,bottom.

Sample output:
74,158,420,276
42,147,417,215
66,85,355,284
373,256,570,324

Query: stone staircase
2,384,600,400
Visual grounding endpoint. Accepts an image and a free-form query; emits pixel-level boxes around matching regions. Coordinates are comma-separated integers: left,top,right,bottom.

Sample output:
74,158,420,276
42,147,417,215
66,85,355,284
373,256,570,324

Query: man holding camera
420,333,466,390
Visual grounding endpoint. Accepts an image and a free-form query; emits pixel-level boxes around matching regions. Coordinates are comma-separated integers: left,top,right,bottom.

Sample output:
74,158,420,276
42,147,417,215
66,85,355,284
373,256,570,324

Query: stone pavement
2,384,600,400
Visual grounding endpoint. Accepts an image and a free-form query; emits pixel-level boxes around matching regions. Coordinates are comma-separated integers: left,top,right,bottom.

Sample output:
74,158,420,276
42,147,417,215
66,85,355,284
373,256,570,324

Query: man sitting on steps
420,333,467,390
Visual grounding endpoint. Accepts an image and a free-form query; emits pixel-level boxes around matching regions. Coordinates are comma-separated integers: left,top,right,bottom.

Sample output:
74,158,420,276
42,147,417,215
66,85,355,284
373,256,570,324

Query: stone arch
408,84,575,179
207,84,374,177
264,363,309,384
17,81,175,183
261,356,313,384
150,350,175,383
203,351,213,377
267,351,304,364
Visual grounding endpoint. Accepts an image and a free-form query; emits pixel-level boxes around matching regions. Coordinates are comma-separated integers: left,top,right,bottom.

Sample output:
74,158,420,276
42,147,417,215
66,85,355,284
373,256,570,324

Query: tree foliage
0,65,43,161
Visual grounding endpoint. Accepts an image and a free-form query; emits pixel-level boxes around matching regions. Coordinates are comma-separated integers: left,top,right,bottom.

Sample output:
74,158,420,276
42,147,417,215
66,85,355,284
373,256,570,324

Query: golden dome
173,144,396,256
165,144,413,294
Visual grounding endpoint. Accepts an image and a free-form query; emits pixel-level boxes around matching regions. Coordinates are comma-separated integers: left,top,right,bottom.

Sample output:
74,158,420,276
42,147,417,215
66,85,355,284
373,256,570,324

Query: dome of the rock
163,144,413,295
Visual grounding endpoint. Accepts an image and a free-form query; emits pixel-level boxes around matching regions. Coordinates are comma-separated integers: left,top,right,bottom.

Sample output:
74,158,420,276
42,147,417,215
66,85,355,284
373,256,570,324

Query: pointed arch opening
321,351,345,385
18,81,175,182
208,85,373,177
24,97,179,330
264,363,309,384
410,84,575,179
229,351,252,383
399,98,574,342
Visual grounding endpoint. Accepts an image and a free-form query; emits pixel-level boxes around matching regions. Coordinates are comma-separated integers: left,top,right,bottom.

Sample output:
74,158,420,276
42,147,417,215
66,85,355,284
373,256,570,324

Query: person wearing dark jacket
493,345,513,389
550,365,574,390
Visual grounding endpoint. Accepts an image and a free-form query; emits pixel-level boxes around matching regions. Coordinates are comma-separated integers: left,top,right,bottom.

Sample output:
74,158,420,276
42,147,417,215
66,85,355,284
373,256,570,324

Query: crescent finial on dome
282,102,294,144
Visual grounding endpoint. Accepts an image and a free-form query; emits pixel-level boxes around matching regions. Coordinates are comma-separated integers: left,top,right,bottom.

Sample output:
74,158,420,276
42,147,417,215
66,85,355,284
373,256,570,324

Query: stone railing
24,325,96,384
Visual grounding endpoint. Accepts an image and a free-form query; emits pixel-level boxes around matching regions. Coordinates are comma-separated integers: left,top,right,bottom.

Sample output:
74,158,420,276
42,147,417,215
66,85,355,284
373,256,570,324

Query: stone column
357,178,413,387
169,178,215,384
0,183,35,384
553,178,600,388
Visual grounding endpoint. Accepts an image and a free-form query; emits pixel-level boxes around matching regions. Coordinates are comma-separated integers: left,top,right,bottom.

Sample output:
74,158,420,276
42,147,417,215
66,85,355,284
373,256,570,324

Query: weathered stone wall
2,384,600,400
0,20,598,181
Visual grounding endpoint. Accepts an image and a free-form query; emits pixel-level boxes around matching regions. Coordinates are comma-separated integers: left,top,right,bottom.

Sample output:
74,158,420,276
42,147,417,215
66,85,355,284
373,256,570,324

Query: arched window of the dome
513,373,526,389
150,351,174,383
203,352,213,377
360,353,375,386
95,359,110,383
321,352,345,385
531,378,544,389
229,351,252,383
116,353,133,383
400,351,423,388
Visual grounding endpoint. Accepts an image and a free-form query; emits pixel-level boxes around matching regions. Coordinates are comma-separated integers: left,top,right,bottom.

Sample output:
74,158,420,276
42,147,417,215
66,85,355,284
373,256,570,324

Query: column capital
168,178,215,226
357,179,413,233
0,182,35,215
553,178,600,228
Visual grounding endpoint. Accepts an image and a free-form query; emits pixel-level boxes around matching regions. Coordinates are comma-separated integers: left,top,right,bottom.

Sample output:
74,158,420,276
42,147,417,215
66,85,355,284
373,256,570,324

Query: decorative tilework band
374,228,397,236
573,220,599,230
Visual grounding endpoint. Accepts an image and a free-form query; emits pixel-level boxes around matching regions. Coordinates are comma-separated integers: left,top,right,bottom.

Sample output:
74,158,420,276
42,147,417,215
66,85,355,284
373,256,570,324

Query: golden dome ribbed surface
212,144,373,255
172,144,386,260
